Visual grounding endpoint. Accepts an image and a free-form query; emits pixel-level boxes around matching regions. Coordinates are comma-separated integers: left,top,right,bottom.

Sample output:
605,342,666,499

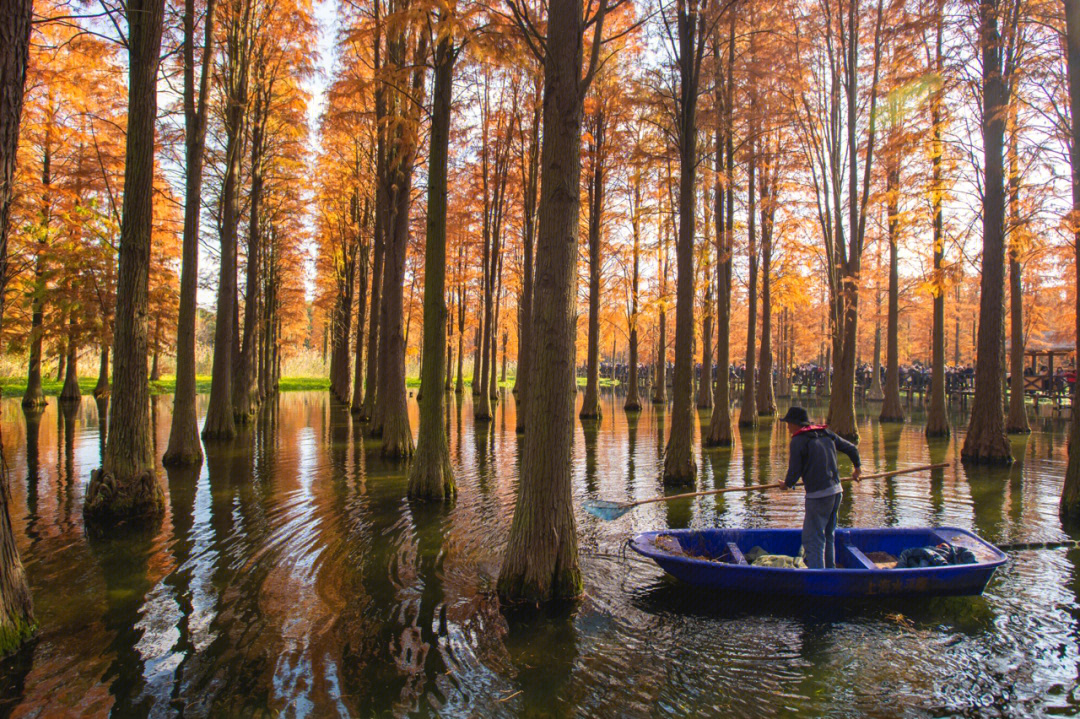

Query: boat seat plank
843,542,878,570
726,542,748,566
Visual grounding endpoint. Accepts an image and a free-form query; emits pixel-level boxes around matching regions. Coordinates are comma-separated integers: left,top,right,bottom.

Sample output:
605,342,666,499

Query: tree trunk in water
498,0,595,603
757,167,775,417
359,207,383,420
56,330,66,383
489,255,502,402
235,101,266,422
1063,0,1080,516
880,165,904,422
202,7,248,441
60,320,80,402
664,6,705,486
150,317,161,382
471,326,481,396
455,282,465,395
697,264,713,410
23,142,49,410
739,152,758,428
1005,108,1029,434
373,31,424,456
925,2,949,438
705,26,735,447
624,186,642,412
0,0,38,654
351,238,369,412
408,27,454,500
516,91,539,430
580,100,605,420
868,263,884,401
85,0,168,523
94,343,110,398
652,309,666,404
961,2,1012,465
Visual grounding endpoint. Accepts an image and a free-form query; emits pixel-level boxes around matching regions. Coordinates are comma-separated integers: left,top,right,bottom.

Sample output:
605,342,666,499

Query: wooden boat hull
629,527,1007,598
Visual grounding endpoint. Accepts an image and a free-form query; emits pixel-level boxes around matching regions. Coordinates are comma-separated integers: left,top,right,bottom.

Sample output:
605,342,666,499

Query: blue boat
629,526,1007,598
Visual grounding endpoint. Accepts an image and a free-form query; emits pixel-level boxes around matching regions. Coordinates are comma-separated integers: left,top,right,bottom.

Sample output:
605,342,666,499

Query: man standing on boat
779,407,861,569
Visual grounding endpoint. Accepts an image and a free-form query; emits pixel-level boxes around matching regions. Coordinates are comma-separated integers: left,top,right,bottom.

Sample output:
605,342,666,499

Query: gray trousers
803,493,842,569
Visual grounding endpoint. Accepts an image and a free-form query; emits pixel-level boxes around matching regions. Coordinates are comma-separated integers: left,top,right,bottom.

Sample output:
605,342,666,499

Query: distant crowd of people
583,359,1078,397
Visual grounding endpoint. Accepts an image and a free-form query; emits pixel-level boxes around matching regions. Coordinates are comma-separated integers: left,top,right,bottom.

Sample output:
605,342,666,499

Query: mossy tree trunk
408,23,455,501
961,0,1013,465
85,0,168,523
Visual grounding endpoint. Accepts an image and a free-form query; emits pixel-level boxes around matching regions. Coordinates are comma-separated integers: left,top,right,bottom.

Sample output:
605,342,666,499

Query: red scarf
794,424,828,436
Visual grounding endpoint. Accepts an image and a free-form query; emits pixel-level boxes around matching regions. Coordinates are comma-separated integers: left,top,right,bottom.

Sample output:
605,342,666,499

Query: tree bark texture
1062,0,1080,516
664,1,707,486
0,0,36,655
880,165,904,423
705,21,736,448
580,97,606,420
962,0,1013,465
202,0,250,441
1005,109,1029,434
408,28,455,500
925,1,949,438
85,0,168,523
498,0,601,603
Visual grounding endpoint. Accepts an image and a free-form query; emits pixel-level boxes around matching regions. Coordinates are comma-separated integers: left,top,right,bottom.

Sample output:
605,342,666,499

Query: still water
0,389,1077,717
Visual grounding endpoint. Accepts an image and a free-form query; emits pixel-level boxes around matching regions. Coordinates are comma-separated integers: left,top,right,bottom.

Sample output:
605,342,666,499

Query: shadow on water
501,603,579,719
88,522,158,716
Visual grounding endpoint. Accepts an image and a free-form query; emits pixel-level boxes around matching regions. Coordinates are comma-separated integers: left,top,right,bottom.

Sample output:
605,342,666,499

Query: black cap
780,406,811,426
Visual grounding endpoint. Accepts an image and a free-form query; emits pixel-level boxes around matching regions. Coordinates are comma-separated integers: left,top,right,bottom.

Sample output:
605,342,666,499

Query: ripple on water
1,392,1079,717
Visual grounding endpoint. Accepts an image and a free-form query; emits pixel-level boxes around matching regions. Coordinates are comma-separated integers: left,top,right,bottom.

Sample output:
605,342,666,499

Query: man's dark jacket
783,427,861,499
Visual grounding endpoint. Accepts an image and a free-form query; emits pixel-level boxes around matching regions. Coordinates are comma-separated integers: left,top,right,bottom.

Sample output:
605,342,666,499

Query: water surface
0,390,1076,717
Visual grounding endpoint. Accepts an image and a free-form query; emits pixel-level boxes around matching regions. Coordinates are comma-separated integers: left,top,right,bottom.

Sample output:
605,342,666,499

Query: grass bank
0,373,617,398
0,375,331,398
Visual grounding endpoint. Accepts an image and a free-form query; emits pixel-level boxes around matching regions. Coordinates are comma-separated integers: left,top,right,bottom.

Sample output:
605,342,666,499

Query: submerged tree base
925,424,950,439
663,447,697,487
408,440,454,501
498,563,583,606
380,415,415,460
84,468,166,523
162,445,203,468
407,458,455,501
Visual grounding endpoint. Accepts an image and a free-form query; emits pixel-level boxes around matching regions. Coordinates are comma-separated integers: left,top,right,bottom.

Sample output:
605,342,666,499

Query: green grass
0,374,330,398
0,372,619,398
